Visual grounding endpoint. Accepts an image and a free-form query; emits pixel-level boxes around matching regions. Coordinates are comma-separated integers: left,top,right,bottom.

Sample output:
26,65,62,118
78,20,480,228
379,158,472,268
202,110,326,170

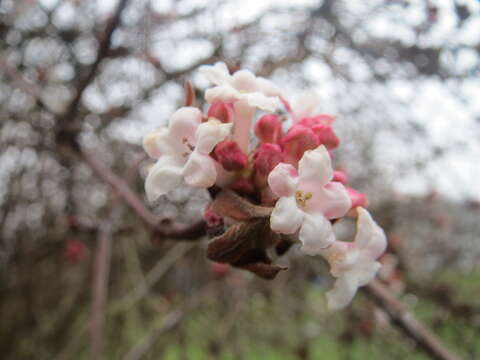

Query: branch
364,280,460,360
90,223,113,360
81,148,206,241
61,0,129,129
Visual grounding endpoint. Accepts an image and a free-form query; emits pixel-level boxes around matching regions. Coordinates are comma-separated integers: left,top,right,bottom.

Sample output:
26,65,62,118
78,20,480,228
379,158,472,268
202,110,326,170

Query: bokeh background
1,0,479,359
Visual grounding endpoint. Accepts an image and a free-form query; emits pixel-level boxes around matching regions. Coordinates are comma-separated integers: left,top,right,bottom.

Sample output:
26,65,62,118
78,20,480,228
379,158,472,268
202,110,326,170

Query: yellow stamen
295,190,313,207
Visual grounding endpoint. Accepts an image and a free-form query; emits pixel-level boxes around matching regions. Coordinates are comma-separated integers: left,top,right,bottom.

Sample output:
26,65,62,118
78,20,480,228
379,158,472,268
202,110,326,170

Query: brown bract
207,190,287,279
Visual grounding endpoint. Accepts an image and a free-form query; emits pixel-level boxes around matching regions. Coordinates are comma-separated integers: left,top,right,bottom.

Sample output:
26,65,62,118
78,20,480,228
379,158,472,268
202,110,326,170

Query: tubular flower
199,62,282,152
143,107,232,202
268,145,351,254
319,208,387,310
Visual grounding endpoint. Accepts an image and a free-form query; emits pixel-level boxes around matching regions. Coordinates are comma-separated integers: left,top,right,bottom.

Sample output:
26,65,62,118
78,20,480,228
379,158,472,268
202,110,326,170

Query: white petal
145,156,183,202
243,92,281,112
354,261,382,286
231,70,258,92
194,120,233,154
205,85,241,104
354,208,387,260
168,107,202,146
306,182,351,219
298,213,335,255
183,151,217,188
270,196,304,234
298,145,333,186
326,275,358,311
199,62,231,85
291,91,320,120
267,163,299,198
256,77,283,97
143,127,172,159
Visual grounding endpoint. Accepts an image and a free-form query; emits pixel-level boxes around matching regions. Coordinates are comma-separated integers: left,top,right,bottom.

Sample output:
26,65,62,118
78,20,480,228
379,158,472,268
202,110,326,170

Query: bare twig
90,222,114,360
112,243,196,313
364,280,460,360
0,58,43,99
60,0,129,134
81,148,207,241
81,149,158,227
122,285,214,360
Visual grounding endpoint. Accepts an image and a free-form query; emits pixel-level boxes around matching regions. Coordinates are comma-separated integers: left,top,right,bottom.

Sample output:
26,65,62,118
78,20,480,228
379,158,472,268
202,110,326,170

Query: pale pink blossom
143,107,232,202
199,62,282,152
286,92,335,126
268,145,351,254
318,207,387,310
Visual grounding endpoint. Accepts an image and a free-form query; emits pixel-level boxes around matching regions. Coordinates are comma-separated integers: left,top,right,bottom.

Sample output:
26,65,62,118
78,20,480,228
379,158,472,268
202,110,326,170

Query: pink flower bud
312,124,340,149
207,102,234,123
213,140,248,171
281,125,319,165
204,204,224,228
333,170,348,185
253,143,283,187
64,239,87,263
211,262,229,278
254,114,283,144
347,187,369,209
230,176,255,195
298,114,335,127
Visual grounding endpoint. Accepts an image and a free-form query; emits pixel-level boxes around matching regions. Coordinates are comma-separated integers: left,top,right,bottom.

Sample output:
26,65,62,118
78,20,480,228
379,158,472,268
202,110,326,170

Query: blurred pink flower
319,208,387,310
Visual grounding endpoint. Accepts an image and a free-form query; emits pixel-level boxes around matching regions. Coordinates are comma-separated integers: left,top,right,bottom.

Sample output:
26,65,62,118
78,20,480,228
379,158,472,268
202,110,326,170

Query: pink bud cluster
205,99,366,210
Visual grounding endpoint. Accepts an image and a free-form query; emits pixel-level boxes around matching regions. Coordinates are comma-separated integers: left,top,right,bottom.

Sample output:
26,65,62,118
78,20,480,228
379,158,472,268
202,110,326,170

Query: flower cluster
143,62,387,310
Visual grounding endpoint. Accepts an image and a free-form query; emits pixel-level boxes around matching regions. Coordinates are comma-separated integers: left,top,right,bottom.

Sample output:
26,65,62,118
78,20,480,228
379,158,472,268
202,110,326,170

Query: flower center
295,190,313,208
327,251,346,267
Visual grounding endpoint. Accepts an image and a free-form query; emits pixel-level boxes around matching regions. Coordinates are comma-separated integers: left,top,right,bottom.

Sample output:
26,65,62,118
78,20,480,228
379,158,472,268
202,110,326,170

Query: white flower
287,91,335,125
319,207,387,310
267,145,351,254
143,107,232,202
199,62,283,112
200,62,283,152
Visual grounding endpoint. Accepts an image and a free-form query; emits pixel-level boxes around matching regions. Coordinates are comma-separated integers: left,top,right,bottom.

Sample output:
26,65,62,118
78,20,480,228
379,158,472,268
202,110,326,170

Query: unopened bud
207,102,234,123
298,114,335,127
253,143,283,187
281,125,319,165
64,239,87,263
347,187,369,209
230,176,255,195
333,170,348,185
313,124,339,149
213,140,248,171
254,114,282,143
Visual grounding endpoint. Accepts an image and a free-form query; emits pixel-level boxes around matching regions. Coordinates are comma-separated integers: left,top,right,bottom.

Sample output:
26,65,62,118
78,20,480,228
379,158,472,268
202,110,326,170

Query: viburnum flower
287,91,335,125
319,207,387,310
143,107,232,202
268,145,351,254
199,62,282,152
